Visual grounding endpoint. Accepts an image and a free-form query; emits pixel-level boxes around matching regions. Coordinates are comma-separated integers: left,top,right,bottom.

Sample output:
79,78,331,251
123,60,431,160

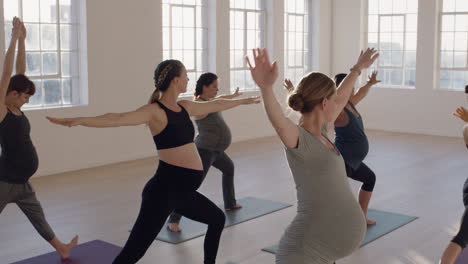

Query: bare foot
167,223,182,232
367,219,377,226
226,204,242,211
57,235,78,260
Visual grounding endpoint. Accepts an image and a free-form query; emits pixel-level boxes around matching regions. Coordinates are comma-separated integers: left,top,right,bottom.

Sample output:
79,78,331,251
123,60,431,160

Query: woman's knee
362,169,376,192
211,207,226,228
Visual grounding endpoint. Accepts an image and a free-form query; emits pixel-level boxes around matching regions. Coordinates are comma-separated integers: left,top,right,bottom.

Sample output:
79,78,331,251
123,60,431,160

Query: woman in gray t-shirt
167,72,243,232
247,48,378,264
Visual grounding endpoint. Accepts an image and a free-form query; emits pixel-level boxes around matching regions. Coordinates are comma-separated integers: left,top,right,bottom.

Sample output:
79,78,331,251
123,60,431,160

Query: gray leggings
168,147,236,224
0,181,55,241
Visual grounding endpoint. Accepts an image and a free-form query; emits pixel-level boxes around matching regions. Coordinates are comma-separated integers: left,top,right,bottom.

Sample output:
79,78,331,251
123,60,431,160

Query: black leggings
345,162,376,192
452,178,468,248
113,161,226,264
169,147,236,224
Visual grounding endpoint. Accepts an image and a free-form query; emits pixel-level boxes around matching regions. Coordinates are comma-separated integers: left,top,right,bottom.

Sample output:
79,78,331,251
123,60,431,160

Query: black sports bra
153,101,195,150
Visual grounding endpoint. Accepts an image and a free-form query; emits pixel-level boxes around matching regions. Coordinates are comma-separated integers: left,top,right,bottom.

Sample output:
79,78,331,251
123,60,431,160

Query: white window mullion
38,0,44,105
18,0,22,19
56,0,64,106
243,11,247,67
402,14,407,87
192,5,196,76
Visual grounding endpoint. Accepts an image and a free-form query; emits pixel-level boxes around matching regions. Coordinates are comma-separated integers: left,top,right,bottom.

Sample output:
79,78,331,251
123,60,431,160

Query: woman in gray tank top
246,48,379,264
284,71,381,225
167,72,243,232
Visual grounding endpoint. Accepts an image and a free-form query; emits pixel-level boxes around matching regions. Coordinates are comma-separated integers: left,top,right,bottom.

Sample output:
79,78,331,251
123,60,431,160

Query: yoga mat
262,209,418,254
456,248,468,264
10,240,122,264
154,196,292,244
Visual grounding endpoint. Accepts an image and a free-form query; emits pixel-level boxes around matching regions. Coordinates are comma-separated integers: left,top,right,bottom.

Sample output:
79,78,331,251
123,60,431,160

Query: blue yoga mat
154,196,292,244
262,209,418,254
10,240,122,264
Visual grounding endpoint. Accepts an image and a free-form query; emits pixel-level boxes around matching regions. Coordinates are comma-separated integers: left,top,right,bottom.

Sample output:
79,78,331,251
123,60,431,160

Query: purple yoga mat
10,240,122,264
456,248,468,264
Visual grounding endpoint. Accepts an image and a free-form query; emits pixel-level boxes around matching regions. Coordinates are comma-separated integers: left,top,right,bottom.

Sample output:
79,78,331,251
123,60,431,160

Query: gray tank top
279,126,366,261
194,99,232,151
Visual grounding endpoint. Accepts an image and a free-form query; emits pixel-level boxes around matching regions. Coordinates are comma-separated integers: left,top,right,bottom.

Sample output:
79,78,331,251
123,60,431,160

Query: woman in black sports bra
48,59,260,264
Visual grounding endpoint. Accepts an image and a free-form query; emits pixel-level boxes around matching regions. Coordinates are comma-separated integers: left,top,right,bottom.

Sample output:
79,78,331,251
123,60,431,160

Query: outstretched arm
330,48,379,122
0,17,21,105
16,21,26,75
247,48,299,149
349,70,380,106
217,87,242,99
47,104,158,128
180,96,261,117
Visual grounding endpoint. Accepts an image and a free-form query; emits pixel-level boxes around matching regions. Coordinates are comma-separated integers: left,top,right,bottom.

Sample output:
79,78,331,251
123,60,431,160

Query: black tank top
334,102,369,170
153,101,195,150
0,108,39,183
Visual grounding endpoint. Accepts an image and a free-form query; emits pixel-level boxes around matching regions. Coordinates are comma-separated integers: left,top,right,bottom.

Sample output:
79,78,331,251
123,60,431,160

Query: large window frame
2,0,88,109
229,0,266,93
365,0,418,89
162,0,209,96
284,0,311,85
438,0,468,91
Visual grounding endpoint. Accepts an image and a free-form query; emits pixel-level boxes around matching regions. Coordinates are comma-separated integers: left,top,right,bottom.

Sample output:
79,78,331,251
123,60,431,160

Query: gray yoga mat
262,209,418,254
155,196,292,244
10,240,122,264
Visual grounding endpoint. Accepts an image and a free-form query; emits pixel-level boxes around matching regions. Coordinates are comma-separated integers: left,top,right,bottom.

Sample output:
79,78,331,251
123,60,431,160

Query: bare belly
157,143,203,171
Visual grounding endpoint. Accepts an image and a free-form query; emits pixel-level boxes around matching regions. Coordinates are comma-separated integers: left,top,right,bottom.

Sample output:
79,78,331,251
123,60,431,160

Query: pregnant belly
284,202,366,260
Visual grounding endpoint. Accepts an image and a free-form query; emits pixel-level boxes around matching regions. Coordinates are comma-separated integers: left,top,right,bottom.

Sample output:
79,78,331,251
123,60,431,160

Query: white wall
332,0,467,138
8,0,332,177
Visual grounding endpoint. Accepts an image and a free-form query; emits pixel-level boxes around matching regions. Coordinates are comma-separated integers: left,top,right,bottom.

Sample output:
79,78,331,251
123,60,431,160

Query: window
439,0,468,90
230,0,265,92
4,0,86,108
367,0,418,88
162,0,208,96
284,0,310,85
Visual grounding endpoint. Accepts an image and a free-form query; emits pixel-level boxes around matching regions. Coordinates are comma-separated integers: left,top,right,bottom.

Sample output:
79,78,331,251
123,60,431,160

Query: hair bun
288,93,304,112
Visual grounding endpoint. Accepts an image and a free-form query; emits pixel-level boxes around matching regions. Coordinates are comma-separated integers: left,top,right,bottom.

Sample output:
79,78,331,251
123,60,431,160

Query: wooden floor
1,130,467,264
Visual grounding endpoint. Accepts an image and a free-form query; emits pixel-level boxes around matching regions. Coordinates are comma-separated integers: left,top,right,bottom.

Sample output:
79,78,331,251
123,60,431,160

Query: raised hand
241,96,261,105
231,87,242,98
283,78,294,92
454,107,468,122
47,116,82,127
11,17,21,40
19,21,26,40
246,48,278,90
367,71,380,85
354,48,379,71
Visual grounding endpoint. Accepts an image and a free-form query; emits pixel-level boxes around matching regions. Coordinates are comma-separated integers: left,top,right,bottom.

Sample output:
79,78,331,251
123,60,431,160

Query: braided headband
155,64,175,89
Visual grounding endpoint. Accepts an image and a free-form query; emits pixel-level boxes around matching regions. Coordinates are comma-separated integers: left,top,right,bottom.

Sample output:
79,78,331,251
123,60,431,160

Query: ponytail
148,89,161,104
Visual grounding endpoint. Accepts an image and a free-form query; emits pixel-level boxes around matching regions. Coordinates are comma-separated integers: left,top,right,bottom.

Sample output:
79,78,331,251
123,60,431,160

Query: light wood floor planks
0,130,467,264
